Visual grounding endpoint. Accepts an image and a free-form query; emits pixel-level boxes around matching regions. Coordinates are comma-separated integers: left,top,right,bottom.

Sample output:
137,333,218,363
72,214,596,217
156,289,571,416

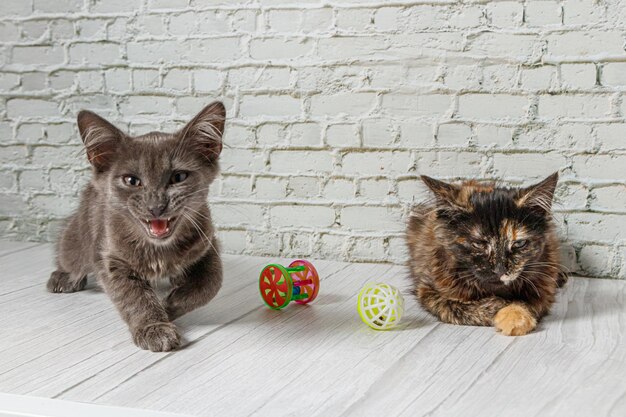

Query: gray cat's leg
47,270,87,293
165,242,223,321
99,258,180,352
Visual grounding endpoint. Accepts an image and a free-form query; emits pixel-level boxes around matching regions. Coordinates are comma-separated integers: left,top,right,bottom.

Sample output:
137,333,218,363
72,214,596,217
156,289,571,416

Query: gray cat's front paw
132,322,181,352
47,271,87,293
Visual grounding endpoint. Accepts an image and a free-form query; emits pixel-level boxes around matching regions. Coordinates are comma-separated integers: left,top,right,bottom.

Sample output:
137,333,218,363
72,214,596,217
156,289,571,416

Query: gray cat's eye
123,175,142,187
170,171,189,184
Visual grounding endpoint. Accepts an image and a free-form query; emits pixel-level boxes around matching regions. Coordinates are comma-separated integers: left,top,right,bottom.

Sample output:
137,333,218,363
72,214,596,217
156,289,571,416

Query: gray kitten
47,102,225,352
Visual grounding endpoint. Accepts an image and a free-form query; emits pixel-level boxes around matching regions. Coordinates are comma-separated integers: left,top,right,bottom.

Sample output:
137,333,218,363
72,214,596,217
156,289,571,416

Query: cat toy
357,283,404,330
259,260,320,310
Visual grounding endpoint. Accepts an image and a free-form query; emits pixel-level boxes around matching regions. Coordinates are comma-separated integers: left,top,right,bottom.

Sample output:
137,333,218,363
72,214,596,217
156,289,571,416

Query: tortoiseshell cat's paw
494,304,537,336
47,270,87,293
132,322,181,352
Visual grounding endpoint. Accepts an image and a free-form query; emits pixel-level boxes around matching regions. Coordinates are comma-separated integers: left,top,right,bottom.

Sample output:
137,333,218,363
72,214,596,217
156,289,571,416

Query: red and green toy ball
259,260,320,310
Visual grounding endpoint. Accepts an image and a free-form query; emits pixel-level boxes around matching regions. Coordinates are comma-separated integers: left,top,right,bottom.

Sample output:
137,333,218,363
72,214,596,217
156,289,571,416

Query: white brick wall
1,0,625,278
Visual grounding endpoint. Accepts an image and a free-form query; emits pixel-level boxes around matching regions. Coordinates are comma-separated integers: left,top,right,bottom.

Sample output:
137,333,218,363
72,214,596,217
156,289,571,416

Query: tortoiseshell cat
407,173,567,336
47,102,225,351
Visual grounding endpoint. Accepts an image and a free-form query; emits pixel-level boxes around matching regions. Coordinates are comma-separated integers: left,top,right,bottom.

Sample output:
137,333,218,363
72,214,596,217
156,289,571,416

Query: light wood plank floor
0,242,624,417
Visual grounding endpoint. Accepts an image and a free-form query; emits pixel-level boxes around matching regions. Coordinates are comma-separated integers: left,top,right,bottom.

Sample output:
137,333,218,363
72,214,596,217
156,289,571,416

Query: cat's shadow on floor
542,277,624,324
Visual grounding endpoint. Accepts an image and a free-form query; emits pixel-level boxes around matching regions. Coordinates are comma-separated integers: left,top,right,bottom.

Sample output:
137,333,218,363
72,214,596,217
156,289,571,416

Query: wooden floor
0,242,625,417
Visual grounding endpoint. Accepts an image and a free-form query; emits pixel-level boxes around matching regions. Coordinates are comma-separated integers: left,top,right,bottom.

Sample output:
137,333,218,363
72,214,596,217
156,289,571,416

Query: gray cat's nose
149,205,167,218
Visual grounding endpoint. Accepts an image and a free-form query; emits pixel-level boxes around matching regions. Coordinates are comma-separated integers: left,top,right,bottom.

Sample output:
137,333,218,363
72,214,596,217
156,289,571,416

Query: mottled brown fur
407,173,567,336
47,102,226,351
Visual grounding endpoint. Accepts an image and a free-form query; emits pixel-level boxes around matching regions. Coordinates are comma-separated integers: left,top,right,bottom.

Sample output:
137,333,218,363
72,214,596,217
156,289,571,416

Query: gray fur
47,102,226,352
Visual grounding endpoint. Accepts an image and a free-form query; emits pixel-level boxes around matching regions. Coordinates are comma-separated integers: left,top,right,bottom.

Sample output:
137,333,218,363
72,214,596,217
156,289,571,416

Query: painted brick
538,95,611,119
257,123,288,146
193,70,222,92
362,119,395,147
359,178,391,200
217,230,246,254
69,43,120,65
521,66,556,91
0,146,29,165
34,0,83,13
90,0,143,13
240,95,301,117
474,125,513,148
374,7,400,31
12,46,64,66
289,123,320,146
342,151,412,176
220,149,265,173
316,233,347,259
578,245,614,277
323,178,354,200
271,205,335,228
7,99,59,118
561,64,597,90
468,33,540,60
0,195,26,216
288,176,319,199
169,11,230,36
162,69,190,91
336,9,372,32
227,67,290,90
437,123,472,147
212,203,264,226
381,94,451,118
220,175,252,198
547,32,625,57
591,186,626,212
351,237,386,260
0,22,20,42
563,0,604,25
488,2,523,27
602,63,626,87
2,0,33,16
250,37,314,60
310,93,376,117
255,176,288,199
594,124,626,150
416,151,484,177
341,206,403,232
270,150,333,173
567,213,626,244
492,153,566,178
119,96,172,116
458,94,528,120
573,155,624,181
327,124,359,147
525,1,561,26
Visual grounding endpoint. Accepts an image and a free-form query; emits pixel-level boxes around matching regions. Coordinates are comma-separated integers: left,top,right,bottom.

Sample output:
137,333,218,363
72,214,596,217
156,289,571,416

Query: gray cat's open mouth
144,217,176,239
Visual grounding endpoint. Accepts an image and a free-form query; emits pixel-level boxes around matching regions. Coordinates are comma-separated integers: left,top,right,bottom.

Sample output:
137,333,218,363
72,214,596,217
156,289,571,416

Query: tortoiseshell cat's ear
420,175,468,210
77,110,124,173
179,101,226,162
516,172,559,214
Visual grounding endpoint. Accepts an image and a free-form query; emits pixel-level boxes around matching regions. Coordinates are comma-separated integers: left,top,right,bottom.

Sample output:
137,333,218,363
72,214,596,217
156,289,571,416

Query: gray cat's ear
516,172,559,214
77,110,123,172
180,101,225,162
421,175,467,210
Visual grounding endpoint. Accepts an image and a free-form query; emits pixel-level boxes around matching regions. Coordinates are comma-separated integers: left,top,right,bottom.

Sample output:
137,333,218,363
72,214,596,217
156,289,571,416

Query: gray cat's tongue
149,219,168,237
